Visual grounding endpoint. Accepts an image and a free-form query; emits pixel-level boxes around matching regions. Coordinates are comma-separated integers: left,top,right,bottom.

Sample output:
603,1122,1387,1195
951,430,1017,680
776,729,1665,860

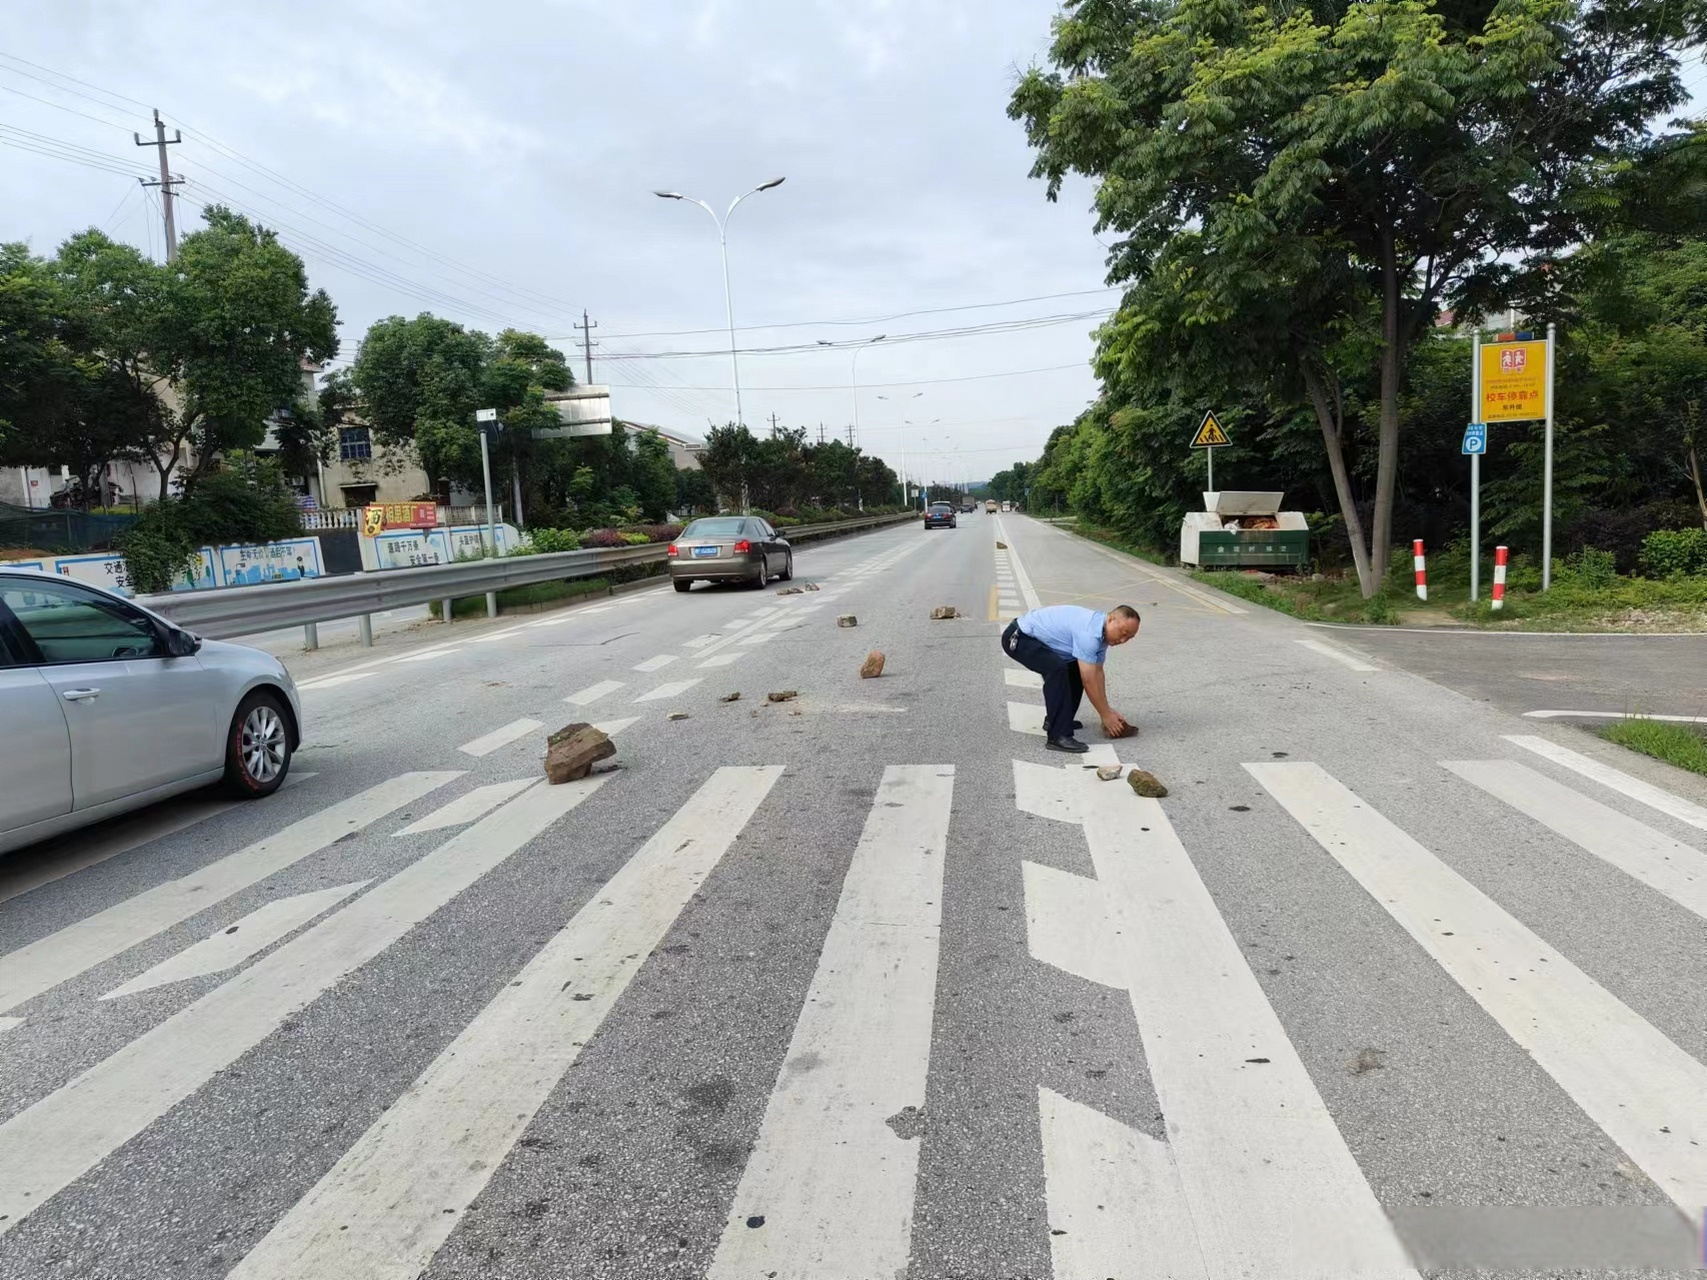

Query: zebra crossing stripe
1038,1086,1206,1280
1445,759,1707,924
1250,761,1707,1223
0,774,604,1237
1504,734,1707,832
225,766,782,1280
0,772,459,1017
708,765,956,1280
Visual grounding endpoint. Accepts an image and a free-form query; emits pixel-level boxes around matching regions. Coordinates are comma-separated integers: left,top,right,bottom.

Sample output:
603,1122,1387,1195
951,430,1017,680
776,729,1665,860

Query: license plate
692,545,719,558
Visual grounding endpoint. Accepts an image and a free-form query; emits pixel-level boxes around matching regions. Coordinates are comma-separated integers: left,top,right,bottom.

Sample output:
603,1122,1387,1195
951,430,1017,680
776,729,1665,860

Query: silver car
668,516,793,591
0,571,304,856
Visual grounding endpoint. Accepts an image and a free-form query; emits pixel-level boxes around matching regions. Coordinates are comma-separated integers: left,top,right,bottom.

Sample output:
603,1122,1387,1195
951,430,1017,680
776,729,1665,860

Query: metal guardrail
137,512,915,642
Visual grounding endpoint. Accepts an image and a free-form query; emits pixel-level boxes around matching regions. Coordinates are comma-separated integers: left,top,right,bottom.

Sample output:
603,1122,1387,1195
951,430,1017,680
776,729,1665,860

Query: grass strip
1599,719,1707,777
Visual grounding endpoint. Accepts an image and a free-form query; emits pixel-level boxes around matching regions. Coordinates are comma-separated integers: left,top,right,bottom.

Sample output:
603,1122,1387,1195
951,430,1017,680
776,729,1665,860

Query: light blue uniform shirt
1018,604,1108,665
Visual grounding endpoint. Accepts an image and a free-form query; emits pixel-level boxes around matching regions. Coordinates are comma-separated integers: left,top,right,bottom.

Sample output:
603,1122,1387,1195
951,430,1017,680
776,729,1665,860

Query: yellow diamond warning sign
1191,410,1230,448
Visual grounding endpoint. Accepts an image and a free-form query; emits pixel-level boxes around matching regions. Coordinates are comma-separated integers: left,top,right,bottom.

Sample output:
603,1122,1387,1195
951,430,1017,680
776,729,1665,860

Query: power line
584,311,1113,361
604,361,1090,391
588,286,1124,341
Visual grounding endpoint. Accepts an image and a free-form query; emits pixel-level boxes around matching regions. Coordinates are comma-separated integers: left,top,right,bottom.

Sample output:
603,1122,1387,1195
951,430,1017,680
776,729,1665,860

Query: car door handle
61,688,102,702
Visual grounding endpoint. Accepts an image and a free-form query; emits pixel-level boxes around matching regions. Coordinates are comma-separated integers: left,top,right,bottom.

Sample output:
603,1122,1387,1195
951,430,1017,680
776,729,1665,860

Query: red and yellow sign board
1479,340,1547,423
362,502,439,536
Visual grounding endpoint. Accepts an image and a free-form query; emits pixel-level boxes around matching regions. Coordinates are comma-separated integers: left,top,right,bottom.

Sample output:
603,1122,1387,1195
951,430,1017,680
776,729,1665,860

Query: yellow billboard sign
1480,340,1547,423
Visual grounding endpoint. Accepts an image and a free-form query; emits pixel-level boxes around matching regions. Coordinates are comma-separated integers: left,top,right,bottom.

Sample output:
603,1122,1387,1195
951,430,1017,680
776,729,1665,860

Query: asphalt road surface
3,514,1707,1279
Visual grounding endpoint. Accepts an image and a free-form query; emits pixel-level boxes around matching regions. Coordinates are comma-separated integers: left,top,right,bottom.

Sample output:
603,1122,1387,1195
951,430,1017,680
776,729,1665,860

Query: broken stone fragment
837,614,858,628
766,690,798,703
1126,768,1168,798
719,691,741,703
996,541,1008,549
860,650,886,678
544,723,615,784
776,586,802,595
929,606,959,620
668,711,689,721
803,582,820,591
1108,721,1140,739
1095,764,1122,781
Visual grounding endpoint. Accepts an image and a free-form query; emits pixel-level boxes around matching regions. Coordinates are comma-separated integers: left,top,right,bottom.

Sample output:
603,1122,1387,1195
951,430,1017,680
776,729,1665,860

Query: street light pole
654,178,785,431
877,391,925,508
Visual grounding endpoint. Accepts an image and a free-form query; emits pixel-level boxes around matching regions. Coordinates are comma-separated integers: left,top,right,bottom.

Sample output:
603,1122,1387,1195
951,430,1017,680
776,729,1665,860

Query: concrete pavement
2,513,1705,1278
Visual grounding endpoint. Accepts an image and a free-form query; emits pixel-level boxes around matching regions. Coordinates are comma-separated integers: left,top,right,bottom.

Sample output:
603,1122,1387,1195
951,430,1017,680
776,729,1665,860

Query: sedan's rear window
683,518,748,537
929,504,953,513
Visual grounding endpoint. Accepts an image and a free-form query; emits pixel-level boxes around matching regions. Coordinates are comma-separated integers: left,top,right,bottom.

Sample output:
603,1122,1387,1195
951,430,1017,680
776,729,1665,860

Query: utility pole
847,424,855,447
135,109,183,262
818,423,826,445
768,412,781,439
576,310,599,383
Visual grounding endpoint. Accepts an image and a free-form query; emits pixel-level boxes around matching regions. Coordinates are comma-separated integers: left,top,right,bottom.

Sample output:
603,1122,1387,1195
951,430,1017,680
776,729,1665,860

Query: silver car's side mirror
166,628,202,658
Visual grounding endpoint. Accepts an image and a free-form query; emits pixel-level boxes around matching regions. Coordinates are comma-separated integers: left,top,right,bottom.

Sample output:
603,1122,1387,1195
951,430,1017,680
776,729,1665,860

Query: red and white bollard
1412,540,1428,601
1492,545,1508,610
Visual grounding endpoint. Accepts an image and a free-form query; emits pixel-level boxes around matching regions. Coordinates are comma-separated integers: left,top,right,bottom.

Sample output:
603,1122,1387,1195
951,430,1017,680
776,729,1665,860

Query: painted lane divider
227,767,782,1280
0,772,459,1017
709,765,956,1280
0,775,604,1238
1249,761,1707,1225
1021,764,1416,1277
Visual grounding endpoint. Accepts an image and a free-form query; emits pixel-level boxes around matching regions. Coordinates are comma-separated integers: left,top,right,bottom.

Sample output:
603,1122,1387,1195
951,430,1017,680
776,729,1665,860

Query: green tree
1012,0,1702,594
350,313,491,489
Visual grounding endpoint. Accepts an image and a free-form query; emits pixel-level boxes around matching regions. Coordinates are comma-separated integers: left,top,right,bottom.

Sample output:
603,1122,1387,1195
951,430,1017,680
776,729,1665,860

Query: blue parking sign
1462,422,1488,455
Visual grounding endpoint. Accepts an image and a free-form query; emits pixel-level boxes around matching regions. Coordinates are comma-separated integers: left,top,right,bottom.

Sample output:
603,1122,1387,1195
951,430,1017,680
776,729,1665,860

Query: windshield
683,518,748,537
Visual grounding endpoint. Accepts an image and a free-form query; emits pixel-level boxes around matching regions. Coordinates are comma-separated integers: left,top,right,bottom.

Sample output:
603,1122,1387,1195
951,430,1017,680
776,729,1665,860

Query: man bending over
1001,604,1140,754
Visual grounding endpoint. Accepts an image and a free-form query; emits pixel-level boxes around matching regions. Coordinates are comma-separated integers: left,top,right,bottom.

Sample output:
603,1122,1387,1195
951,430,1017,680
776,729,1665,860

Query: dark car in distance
923,502,957,529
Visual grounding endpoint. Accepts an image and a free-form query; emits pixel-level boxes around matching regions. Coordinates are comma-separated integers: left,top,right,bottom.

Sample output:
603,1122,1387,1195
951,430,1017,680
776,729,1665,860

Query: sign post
475,408,499,564
1543,321,1556,590
1470,331,1481,602
1191,410,1231,492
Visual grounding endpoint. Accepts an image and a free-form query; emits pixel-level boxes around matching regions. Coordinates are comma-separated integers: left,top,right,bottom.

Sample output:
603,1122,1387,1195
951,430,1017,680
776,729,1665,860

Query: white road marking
1295,637,1379,672
739,631,778,645
0,777,604,1237
1445,759,1707,923
395,649,461,664
683,633,721,650
1069,771,1416,1274
227,767,782,1280
698,652,744,668
593,718,638,736
1014,761,1083,824
0,782,299,906
1004,669,1044,690
633,653,678,672
1249,761,1707,1224
100,881,371,1000
992,518,1042,612
1504,734,1707,831
1023,862,1122,988
564,679,625,707
466,626,532,642
1524,710,1707,722
296,672,376,692
0,773,457,1018
1039,1087,1206,1280
456,717,544,757
710,765,955,1280
1076,540,1249,615
634,678,702,703
0,1017,22,1034
1007,701,1046,737
393,779,539,836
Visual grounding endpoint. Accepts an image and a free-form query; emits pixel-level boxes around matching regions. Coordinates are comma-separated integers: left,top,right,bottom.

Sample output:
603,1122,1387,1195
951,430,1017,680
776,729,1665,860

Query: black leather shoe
1046,735,1090,754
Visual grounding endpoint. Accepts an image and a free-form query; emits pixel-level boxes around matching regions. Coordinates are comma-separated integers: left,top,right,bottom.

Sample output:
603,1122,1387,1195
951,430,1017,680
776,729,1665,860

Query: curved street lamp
815,334,886,448
654,177,786,430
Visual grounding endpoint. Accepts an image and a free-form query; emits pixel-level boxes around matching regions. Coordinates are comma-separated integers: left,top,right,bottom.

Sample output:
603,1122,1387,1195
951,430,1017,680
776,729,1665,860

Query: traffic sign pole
1470,330,1481,603
1542,321,1556,591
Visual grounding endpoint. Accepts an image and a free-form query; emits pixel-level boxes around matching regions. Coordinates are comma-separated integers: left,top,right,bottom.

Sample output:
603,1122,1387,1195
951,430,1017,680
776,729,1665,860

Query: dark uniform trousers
1001,618,1083,740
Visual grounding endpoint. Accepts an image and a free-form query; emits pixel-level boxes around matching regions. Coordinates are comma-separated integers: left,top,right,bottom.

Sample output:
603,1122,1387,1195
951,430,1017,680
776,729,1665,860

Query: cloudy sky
3,0,1115,487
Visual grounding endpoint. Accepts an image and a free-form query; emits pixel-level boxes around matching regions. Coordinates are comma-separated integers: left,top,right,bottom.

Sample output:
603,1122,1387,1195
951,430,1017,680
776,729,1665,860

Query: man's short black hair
1110,605,1141,625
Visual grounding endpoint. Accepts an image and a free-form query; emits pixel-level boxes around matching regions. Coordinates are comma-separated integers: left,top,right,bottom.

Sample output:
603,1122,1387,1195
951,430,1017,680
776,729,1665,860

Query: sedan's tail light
733,539,752,553
667,543,678,557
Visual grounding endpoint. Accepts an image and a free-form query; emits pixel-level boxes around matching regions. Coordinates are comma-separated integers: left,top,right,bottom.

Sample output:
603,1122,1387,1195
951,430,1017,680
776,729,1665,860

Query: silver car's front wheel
224,692,293,797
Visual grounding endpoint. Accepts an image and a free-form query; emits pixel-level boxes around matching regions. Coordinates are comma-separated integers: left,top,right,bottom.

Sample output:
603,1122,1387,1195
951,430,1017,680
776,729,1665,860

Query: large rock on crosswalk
545,722,615,784
860,650,886,678
1126,768,1168,798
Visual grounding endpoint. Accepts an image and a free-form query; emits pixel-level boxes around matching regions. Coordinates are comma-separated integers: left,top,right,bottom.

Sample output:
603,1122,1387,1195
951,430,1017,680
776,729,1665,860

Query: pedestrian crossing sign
1191,411,1230,449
